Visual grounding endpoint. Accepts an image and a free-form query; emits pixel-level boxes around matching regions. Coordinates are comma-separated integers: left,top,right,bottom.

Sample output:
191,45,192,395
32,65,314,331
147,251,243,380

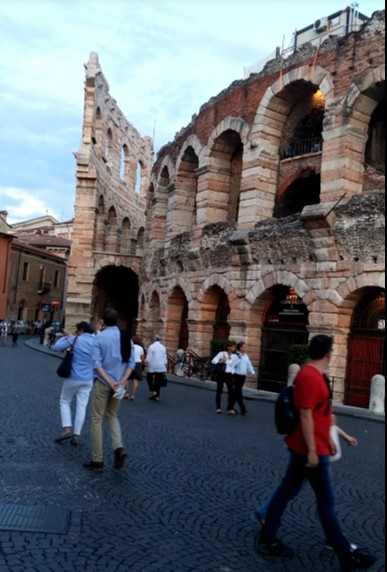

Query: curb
25,339,385,424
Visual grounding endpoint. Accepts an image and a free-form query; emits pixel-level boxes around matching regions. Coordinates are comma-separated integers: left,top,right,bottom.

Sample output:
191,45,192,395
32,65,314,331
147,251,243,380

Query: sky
0,0,383,223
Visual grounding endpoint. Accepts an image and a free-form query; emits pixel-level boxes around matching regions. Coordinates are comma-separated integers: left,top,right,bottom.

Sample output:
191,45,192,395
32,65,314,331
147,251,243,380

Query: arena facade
67,11,385,407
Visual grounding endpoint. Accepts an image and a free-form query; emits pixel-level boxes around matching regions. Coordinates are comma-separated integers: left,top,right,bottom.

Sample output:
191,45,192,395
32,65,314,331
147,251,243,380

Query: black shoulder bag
57,337,77,379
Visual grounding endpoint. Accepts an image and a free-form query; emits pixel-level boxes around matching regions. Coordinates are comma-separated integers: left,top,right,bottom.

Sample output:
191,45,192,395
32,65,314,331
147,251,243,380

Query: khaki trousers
90,380,123,463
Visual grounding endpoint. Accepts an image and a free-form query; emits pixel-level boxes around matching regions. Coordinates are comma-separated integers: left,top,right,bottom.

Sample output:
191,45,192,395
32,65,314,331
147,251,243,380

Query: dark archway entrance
259,286,309,393
166,287,189,353
92,265,139,332
212,288,231,353
345,288,385,408
275,171,321,218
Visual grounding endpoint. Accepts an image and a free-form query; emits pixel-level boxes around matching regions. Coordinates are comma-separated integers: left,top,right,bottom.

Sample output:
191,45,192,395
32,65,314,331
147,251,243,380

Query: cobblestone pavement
0,342,384,572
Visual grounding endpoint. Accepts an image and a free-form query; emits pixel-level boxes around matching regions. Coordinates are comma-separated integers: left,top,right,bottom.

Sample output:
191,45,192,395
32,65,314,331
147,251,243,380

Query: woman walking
125,336,145,400
211,341,239,415
53,321,96,447
231,342,255,416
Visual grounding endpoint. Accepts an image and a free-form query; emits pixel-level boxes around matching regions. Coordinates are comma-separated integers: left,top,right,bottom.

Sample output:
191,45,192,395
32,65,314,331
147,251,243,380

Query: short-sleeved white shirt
133,344,145,364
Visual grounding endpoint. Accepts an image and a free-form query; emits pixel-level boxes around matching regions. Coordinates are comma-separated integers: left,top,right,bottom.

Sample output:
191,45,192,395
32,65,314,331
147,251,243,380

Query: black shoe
339,548,377,571
256,536,294,560
71,436,81,447
55,432,73,444
114,447,127,470
83,461,104,473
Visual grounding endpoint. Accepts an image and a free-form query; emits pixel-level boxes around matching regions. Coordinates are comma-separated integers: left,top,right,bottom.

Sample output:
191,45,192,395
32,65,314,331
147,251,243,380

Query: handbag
57,337,77,379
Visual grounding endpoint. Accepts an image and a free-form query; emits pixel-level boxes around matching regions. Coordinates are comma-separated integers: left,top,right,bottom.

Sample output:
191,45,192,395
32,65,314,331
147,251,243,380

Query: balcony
280,137,323,160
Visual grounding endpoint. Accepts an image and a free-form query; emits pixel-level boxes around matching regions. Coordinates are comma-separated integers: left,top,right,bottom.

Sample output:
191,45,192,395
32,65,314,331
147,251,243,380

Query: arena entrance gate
258,286,309,393
345,288,385,408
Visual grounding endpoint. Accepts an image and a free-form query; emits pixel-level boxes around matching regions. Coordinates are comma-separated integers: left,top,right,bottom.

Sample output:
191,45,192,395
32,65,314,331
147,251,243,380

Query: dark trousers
147,372,164,398
263,452,351,555
230,374,247,414
216,372,234,411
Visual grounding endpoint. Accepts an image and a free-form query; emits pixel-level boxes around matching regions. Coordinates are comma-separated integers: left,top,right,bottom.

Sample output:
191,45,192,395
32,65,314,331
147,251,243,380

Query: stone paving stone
0,344,384,571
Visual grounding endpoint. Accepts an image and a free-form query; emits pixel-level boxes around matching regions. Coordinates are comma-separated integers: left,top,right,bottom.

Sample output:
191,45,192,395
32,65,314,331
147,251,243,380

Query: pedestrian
146,336,168,402
125,336,145,401
84,308,135,473
256,335,376,571
211,341,239,415
230,342,255,416
11,322,20,347
53,321,96,447
0,320,8,346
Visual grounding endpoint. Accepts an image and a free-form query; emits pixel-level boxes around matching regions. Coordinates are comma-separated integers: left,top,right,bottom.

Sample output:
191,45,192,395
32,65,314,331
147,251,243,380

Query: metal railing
280,137,323,160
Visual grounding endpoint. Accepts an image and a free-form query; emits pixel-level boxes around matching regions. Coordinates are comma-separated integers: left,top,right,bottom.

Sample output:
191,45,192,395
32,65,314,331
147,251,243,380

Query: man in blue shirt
84,308,135,472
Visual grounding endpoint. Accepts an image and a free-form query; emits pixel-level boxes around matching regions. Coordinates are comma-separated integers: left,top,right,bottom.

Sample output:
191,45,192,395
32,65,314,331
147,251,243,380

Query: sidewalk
25,337,385,423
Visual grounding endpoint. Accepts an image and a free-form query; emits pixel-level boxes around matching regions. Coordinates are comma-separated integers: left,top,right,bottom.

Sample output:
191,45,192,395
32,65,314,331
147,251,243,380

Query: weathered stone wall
66,53,153,329
141,12,385,403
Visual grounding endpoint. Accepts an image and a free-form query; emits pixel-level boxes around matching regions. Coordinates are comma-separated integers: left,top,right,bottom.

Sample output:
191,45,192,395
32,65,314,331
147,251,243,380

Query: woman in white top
231,342,256,416
125,336,145,401
211,341,239,415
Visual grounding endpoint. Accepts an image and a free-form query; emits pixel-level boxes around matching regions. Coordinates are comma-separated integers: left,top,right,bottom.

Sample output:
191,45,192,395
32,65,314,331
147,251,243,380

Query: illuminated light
312,89,325,107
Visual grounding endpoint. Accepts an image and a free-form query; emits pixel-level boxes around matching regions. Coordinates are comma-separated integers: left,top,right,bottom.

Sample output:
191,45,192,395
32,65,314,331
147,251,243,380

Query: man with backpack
256,335,376,571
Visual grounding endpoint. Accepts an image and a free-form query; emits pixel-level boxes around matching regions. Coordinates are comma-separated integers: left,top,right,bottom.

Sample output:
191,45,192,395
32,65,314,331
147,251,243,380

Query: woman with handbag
211,341,239,415
53,321,96,446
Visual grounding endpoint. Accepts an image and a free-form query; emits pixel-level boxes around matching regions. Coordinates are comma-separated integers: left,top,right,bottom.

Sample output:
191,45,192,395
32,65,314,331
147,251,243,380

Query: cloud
0,187,59,223
0,0,382,222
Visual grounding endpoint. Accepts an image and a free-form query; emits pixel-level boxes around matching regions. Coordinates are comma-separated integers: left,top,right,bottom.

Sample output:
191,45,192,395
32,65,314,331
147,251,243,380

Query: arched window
135,161,143,194
275,170,321,218
209,130,243,224
105,207,118,252
120,218,131,254
175,146,199,232
95,195,106,251
137,227,145,255
106,128,113,164
120,145,129,182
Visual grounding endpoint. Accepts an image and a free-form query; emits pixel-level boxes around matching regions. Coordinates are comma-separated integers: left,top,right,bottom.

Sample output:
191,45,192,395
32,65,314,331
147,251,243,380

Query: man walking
146,336,168,401
84,309,135,473
257,335,376,571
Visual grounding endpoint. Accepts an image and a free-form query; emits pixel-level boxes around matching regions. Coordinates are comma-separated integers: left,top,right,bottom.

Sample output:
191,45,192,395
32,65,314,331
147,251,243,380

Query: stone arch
198,274,238,304
323,65,385,200
165,286,190,353
344,65,385,113
157,155,176,184
195,284,232,356
246,270,310,305
148,290,164,339
246,282,310,392
94,195,106,251
332,283,386,407
105,206,118,253
176,135,204,172
244,65,333,223
91,264,139,332
120,144,129,182
173,145,200,234
136,227,145,256
205,117,250,160
167,277,194,306
120,217,131,254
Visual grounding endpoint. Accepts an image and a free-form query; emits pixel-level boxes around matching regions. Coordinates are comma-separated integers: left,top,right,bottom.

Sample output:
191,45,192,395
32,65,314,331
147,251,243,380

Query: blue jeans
262,452,351,554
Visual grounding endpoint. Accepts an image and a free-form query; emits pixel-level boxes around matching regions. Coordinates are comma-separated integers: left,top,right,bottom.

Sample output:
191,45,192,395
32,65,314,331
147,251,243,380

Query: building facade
66,12,385,408
65,53,153,332
7,240,66,323
0,212,13,320
137,11,385,407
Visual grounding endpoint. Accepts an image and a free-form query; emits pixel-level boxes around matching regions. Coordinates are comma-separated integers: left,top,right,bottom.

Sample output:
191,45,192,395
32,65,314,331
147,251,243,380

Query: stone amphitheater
66,10,385,407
